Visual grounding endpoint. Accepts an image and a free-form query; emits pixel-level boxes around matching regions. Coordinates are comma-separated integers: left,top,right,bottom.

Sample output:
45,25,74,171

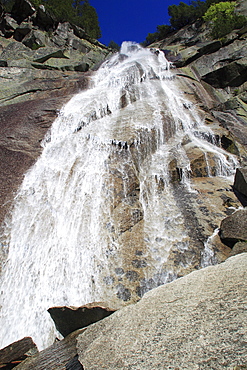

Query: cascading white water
0,42,238,350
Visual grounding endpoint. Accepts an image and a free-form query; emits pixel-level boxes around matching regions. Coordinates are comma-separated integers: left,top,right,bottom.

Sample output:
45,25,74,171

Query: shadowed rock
48,302,116,337
233,167,247,200
0,337,38,368
13,330,85,370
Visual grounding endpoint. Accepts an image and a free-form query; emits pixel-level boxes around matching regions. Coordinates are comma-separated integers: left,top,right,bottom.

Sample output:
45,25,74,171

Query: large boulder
76,253,247,370
219,208,247,247
11,0,36,23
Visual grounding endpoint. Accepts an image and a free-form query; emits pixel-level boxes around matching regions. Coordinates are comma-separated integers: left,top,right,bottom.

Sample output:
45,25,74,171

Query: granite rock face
75,253,247,370
0,71,89,233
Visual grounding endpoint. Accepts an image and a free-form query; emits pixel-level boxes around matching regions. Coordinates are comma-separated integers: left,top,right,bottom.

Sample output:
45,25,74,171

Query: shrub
203,1,247,38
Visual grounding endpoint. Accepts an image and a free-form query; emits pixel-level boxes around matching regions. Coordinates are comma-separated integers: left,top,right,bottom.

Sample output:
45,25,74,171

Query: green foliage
143,0,246,44
108,40,120,50
45,0,75,23
74,0,101,39
203,1,247,38
29,0,43,7
167,0,231,30
144,24,173,46
168,2,199,29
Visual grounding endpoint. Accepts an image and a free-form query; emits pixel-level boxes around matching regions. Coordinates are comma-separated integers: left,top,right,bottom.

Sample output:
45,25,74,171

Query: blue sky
90,0,192,46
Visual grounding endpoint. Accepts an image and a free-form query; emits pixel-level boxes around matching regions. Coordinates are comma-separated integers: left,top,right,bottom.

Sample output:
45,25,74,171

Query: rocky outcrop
15,329,86,369
0,337,38,368
14,253,247,369
48,303,116,337
151,1,247,157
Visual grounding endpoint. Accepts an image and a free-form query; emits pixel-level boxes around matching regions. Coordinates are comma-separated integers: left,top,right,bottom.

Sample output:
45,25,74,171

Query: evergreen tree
75,0,101,39
45,0,75,23
108,40,120,50
168,2,198,29
144,24,173,46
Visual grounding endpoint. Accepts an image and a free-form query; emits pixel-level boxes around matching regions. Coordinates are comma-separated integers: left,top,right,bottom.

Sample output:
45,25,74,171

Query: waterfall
0,42,237,350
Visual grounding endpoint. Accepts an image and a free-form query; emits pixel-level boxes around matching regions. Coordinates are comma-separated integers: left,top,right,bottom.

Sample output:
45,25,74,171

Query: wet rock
103,276,115,285
0,71,89,230
0,337,38,368
220,135,239,155
131,259,147,268
219,209,247,247
115,267,124,276
116,284,131,301
48,303,116,338
125,270,139,282
184,143,218,177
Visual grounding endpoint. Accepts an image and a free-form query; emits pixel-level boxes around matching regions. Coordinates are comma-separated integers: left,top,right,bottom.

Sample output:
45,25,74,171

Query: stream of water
0,42,237,350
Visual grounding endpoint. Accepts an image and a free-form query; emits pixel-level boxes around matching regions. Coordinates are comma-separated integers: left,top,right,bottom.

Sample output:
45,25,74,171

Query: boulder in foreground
77,253,247,370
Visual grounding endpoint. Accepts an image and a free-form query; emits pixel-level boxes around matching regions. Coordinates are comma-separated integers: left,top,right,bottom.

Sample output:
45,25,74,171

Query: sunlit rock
219,208,247,247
